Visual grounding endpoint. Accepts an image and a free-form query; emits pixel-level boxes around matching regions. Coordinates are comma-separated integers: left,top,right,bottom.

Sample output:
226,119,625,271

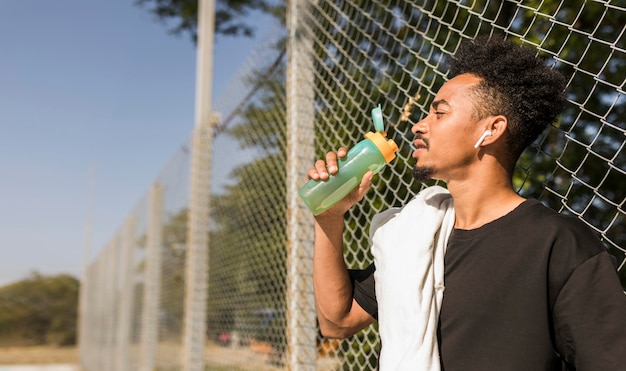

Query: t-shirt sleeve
552,251,626,369
349,263,378,320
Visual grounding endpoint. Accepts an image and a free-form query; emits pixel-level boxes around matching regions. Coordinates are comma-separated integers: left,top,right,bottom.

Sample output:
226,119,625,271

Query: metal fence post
182,1,217,370
286,0,317,369
116,215,136,371
140,184,164,371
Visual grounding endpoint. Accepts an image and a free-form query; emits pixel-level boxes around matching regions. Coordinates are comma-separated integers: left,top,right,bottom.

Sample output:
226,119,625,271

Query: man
306,36,626,370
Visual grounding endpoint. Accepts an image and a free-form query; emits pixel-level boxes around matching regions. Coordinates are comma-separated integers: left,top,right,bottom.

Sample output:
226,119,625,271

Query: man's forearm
313,214,356,337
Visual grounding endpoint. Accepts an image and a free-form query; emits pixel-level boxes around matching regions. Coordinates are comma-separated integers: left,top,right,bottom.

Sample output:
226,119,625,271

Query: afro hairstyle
448,36,567,161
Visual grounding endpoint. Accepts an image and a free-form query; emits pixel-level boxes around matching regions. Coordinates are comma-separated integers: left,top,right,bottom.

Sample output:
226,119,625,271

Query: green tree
159,208,188,339
137,0,290,356
135,0,283,42
207,55,287,356
0,272,79,346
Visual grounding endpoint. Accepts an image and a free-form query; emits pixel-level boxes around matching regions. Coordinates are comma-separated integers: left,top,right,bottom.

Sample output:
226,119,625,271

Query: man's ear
477,115,507,148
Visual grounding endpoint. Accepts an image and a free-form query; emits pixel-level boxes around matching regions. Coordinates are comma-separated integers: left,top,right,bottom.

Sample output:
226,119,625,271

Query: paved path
0,366,78,371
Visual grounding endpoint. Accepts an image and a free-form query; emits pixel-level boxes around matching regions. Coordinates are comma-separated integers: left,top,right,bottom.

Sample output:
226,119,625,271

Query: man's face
411,73,485,182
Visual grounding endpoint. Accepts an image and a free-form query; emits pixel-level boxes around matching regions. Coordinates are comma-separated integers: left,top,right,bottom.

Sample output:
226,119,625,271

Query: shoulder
519,200,604,252
504,200,610,282
520,200,618,292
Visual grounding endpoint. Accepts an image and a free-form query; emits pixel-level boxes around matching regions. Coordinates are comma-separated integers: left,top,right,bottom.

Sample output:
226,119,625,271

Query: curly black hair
448,36,567,164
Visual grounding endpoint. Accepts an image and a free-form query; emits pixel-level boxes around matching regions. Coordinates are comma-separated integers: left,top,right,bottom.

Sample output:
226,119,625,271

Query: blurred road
0,366,78,371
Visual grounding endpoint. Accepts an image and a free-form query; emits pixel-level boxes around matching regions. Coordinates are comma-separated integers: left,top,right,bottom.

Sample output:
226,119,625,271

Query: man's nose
411,117,428,135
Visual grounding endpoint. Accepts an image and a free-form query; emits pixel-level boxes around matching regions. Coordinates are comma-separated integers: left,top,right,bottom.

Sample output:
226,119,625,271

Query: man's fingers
315,158,330,179
325,151,339,174
305,148,349,181
357,171,373,199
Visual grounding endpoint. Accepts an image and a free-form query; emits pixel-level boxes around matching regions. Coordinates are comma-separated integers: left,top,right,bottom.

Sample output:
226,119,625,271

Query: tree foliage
206,53,287,352
0,272,79,346
159,208,188,339
135,0,283,42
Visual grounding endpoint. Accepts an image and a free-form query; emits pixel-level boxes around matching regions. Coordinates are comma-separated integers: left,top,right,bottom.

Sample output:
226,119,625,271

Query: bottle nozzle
372,104,385,132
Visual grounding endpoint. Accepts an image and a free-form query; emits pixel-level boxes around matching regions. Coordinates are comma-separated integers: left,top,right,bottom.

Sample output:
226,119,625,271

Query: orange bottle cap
365,131,398,163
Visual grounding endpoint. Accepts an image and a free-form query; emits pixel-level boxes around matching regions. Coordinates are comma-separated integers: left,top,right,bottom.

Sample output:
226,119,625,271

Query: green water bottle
298,105,399,215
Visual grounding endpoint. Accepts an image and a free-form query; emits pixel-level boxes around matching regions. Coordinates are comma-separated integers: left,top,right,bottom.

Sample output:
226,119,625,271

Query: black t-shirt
352,199,626,370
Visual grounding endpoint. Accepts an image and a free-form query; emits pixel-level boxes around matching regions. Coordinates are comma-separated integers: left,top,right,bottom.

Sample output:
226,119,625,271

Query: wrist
314,208,346,223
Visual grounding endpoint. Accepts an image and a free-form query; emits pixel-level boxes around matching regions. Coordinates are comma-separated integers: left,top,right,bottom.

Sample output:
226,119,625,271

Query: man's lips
412,138,428,157
413,139,428,149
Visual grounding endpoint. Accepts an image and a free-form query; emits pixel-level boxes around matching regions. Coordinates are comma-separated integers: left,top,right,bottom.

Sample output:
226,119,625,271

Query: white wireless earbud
474,130,492,148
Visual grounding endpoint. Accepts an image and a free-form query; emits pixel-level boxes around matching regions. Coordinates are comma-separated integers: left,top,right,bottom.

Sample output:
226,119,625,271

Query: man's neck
447,177,525,230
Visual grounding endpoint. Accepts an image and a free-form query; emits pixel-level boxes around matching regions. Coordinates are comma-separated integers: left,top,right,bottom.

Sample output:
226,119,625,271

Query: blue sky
0,1,272,285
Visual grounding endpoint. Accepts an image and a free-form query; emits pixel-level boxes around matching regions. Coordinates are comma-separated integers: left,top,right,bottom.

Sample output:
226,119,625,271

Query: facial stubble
412,165,435,182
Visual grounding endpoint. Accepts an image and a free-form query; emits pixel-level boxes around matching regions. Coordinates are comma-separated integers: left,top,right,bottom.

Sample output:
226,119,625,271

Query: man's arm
553,252,626,369
313,212,375,338
306,148,376,338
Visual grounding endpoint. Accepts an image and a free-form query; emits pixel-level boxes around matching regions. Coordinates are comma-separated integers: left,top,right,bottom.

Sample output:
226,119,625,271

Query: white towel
370,186,455,370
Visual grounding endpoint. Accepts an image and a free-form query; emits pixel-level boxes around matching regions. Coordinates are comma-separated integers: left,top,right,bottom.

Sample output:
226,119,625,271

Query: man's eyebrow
431,99,450,110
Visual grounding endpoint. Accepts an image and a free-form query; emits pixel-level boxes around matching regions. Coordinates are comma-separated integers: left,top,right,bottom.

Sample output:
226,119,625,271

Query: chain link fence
79,0,625,370
79,143,191,370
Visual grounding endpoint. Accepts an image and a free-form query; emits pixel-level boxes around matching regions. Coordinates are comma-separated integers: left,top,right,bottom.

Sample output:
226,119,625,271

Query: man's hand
304,147,374,217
